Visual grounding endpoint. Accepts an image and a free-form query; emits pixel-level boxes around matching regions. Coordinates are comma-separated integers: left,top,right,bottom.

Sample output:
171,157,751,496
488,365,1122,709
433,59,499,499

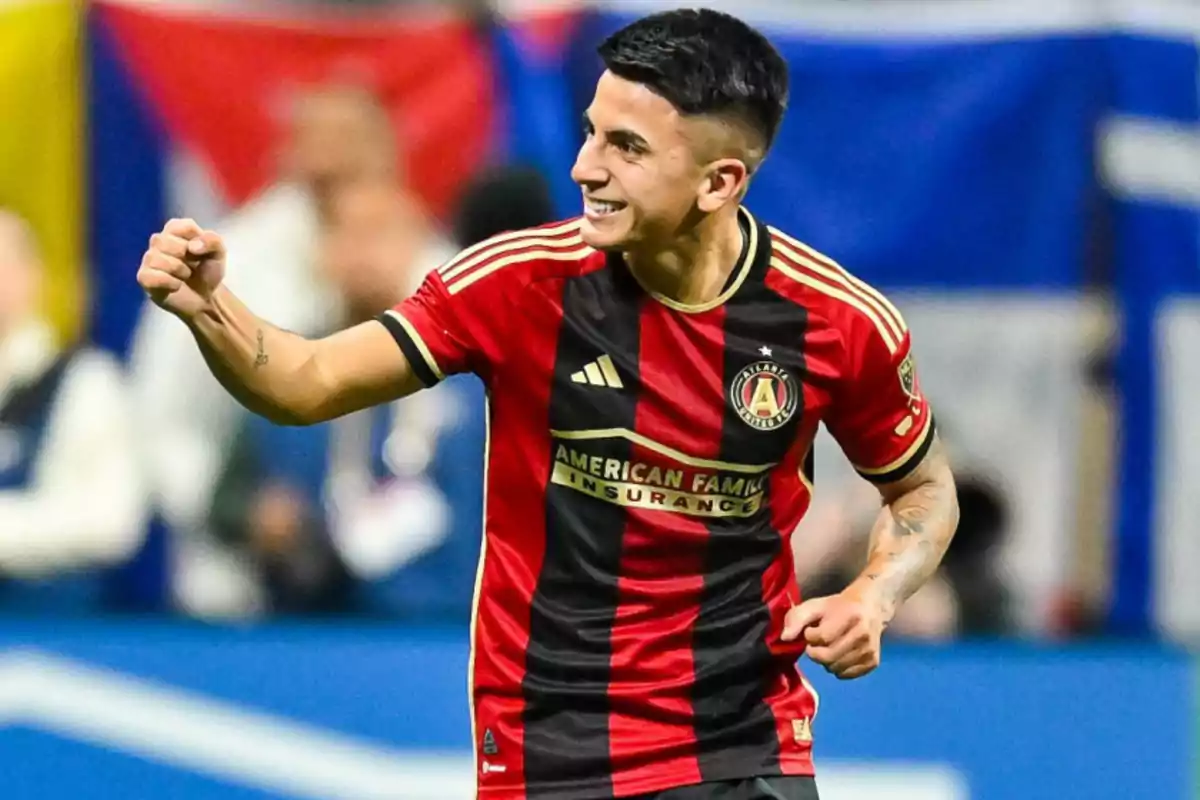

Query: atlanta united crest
730,360,799,431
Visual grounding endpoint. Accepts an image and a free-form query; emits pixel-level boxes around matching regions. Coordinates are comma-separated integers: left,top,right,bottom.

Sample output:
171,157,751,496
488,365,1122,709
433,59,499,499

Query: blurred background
0,0,1196,797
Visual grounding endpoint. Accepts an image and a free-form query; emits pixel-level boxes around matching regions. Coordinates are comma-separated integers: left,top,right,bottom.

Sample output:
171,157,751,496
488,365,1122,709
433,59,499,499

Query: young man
137,9,959,800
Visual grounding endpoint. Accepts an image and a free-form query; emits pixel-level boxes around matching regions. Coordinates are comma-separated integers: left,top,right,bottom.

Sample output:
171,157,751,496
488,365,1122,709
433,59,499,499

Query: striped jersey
378,208,935,799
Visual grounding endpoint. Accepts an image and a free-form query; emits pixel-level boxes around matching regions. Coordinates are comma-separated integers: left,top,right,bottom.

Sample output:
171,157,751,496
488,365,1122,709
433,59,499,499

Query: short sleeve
824,322,936,485
376,268,504,387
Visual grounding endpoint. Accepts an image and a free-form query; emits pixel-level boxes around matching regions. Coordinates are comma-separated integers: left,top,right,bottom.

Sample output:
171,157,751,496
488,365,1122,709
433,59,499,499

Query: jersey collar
624,206,762,315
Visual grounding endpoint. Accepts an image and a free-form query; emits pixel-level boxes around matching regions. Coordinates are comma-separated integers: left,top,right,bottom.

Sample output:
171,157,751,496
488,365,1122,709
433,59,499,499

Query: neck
626,207,744,307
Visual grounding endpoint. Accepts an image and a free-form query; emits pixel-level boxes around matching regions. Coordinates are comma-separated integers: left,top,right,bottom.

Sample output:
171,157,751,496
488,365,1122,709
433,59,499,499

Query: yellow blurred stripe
0,0,85,343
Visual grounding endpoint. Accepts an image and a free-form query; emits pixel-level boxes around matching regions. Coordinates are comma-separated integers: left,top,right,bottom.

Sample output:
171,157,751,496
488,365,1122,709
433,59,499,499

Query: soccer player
137,9,959,800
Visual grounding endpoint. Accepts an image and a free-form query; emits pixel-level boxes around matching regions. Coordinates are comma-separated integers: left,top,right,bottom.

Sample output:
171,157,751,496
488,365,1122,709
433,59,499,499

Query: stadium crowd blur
0,0,1141,644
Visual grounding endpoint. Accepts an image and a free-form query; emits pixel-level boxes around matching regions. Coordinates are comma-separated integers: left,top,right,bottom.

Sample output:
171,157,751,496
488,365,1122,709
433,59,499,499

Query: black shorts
634,775,819,800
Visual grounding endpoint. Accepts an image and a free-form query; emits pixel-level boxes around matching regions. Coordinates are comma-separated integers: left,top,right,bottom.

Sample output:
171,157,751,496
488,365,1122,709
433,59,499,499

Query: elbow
947,485,962,542
251,374,326,426
940,459,960,529
260,406,314,427
267,347,337,427
266,393,331,426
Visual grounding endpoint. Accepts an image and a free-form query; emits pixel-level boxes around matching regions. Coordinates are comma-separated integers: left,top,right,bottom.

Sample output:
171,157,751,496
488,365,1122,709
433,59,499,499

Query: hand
781,582,890,680
137,217,227,320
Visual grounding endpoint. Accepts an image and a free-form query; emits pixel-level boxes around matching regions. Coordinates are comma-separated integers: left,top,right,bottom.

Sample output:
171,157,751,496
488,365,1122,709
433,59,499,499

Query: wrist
183,285,227,329
846,575,897,624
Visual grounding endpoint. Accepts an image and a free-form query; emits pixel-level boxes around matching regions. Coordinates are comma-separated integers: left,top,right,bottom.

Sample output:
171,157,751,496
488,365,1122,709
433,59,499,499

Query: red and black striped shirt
379,208,934,799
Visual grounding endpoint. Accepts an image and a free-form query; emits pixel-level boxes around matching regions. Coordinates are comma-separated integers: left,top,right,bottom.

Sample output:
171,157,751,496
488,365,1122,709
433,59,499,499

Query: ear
697,158,750,213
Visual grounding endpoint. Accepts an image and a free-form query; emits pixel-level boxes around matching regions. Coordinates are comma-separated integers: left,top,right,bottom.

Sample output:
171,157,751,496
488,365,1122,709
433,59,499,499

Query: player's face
572,71,717,251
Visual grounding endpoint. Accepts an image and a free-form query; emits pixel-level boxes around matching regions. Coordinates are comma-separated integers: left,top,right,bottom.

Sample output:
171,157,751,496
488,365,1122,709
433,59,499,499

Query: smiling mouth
584,198,627,218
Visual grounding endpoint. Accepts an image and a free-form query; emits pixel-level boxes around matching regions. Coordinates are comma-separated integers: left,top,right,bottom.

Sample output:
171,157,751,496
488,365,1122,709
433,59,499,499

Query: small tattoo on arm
253,329,269,369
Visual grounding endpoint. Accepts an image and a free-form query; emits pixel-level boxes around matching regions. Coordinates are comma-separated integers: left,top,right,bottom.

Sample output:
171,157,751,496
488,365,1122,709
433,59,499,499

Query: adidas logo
482,728,498,756
571,354,624,388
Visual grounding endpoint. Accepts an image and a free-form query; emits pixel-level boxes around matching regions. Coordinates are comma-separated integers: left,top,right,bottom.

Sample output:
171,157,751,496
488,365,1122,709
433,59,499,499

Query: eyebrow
582,112,651,153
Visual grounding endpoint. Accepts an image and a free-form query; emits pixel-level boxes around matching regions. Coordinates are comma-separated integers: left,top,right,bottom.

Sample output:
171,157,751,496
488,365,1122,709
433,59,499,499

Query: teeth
587,199,622,215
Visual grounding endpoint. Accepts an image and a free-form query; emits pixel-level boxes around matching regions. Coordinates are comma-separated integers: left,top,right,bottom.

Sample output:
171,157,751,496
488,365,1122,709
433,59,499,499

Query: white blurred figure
127,82,418,616
0,209,146,597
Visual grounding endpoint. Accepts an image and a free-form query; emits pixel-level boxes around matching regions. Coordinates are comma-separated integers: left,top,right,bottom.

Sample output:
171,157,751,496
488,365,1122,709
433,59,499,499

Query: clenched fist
137,218,227,320
781,583,889,680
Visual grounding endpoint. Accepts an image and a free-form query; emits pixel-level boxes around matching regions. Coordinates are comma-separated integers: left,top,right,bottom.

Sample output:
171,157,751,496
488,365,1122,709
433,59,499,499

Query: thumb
187,230,226,260
782,597,827,642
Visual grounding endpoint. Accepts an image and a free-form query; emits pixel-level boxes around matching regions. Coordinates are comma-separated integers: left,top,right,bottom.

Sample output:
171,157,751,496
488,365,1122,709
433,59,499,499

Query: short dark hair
597,9,789,159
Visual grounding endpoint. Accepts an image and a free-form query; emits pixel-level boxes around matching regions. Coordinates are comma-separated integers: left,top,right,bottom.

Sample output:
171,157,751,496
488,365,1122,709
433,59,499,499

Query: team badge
897,352,920,401
730,360,799,431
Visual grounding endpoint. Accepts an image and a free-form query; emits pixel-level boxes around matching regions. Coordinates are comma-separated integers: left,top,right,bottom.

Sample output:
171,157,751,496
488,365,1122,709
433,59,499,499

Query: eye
613,138,646,157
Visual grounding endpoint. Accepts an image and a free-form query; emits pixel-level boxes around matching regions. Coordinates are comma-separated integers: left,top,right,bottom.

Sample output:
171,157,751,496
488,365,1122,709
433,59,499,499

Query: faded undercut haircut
597,8,789,172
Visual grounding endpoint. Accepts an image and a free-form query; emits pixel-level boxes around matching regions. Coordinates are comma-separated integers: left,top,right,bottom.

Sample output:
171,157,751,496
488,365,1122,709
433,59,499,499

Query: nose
571,139,608,192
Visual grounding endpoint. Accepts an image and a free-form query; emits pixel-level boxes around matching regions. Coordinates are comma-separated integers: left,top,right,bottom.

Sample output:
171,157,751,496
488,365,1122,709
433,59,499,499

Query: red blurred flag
95,2,497,219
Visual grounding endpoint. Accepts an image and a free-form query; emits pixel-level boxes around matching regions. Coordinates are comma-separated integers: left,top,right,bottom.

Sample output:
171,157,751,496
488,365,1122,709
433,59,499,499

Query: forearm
853,445,960,621
187,286,322,425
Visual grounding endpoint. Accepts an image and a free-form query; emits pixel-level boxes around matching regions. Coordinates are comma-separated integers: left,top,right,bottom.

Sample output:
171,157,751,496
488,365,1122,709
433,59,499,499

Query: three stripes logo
571,354,624,389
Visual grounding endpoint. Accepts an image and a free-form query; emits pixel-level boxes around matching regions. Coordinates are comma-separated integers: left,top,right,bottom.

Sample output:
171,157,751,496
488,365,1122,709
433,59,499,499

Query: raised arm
187,286,423,425
137,218,423,426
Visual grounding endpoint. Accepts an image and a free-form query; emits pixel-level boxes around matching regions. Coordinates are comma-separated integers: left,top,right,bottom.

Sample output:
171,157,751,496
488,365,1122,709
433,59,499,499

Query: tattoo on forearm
253,329,269,369
863,470,957,612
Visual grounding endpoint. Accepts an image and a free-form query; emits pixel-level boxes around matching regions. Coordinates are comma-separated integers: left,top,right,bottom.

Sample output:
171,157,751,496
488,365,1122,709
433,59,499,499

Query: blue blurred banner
570,13,1106,290
1100,32,1200,637
0,623,1190,799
